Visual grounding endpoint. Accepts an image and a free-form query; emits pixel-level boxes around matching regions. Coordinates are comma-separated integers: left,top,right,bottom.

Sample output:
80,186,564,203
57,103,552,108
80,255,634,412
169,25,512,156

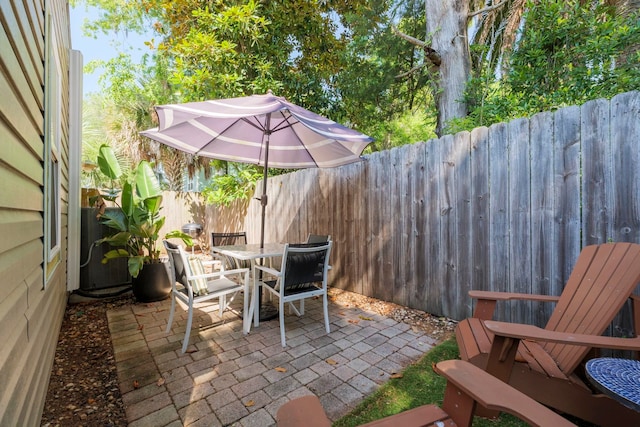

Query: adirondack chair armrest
484,320,640,351
469,291,560,319
435,360,576,427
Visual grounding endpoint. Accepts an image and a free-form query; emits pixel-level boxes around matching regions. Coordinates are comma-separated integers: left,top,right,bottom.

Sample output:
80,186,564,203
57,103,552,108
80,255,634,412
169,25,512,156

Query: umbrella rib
193,116,266,157
270,113,299,134
241,116,268,133
280,113,319,167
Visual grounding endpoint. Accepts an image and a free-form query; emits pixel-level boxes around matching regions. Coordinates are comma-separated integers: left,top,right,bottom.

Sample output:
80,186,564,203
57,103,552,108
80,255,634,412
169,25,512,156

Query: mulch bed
41,295,134,427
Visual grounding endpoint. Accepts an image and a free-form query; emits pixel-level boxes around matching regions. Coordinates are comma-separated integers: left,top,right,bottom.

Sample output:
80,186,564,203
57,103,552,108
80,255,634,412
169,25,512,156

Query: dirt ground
40,288,456,426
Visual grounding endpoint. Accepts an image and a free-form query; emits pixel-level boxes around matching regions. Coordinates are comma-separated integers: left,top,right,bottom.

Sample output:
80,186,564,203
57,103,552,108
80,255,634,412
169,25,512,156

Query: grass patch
333,338,528,427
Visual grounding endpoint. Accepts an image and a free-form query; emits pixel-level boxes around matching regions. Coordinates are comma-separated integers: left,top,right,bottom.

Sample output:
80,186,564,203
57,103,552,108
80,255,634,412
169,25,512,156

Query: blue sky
70,5,151,96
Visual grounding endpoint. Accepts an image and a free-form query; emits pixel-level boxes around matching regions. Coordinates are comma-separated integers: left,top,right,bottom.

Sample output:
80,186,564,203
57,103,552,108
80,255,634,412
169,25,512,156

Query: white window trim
44,9,63,281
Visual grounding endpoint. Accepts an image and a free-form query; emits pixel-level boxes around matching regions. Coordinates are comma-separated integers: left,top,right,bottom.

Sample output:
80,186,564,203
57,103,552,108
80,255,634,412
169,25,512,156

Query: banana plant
94,144,192,278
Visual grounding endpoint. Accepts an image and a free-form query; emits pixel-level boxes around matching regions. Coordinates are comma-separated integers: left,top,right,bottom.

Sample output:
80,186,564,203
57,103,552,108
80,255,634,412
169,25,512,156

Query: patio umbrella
141,91,373,248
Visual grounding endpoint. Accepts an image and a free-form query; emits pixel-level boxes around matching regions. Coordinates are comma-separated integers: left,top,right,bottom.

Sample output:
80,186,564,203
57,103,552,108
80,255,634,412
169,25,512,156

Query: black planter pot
132,261,171,302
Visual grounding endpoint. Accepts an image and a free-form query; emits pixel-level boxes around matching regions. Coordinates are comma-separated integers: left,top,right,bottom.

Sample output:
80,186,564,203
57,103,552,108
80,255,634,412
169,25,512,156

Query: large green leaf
120,181,135,218
97,144,122,180
100,248,130,262
97,231,131,247
166,230,194,247
128,256,146,278
135,161,162,200
143,195,163,217
98,210,127,232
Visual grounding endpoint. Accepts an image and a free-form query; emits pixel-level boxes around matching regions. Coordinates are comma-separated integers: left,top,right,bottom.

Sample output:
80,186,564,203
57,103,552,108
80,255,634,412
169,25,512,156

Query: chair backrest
164,240,212,296
544,242,640,373
306,234,331,244
163,240,189,288
211,231,247,247
211,232,249,270
280,242,332,294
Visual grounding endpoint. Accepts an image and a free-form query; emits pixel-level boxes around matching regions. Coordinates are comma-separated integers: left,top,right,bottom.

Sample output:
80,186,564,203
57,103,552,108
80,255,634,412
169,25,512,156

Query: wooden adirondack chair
456,242,640,426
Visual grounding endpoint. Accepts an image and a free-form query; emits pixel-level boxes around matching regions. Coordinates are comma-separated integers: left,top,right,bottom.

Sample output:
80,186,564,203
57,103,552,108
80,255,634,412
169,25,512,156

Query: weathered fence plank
582,98,613,246
411,142,428,310
439,134,456,318
488,122,510,321
453,131,472,320
391,146,407,306
425,137,442,315
553,105,581,298
530,111,555,326
611,91,640,244
351,161,366,296
508,118,532,324
470,127,490,318
610,92,640,338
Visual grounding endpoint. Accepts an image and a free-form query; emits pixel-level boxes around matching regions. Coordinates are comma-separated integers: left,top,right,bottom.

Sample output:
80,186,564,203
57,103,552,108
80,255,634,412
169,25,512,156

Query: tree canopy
77,0,640,202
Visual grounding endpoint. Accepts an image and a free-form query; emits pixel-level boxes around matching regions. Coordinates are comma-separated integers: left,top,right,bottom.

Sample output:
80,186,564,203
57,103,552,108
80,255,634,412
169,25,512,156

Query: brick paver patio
107,292,440,426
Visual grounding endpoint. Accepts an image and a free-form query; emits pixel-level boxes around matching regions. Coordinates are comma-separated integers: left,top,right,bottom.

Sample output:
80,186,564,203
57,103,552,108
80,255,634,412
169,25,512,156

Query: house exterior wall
0,0,71,424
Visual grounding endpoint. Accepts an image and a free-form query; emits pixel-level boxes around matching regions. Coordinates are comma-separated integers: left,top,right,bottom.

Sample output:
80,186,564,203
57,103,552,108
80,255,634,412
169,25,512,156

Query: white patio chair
163,240,250,353
254,241,332,347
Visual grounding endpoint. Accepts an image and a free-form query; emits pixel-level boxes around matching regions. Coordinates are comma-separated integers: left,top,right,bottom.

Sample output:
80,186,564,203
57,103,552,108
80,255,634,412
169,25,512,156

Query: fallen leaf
338,312,346,316
186,347,198,354
326,359,338,365
133,380,140,389
275,367,287,373
157,378,166,386
390,373,403,379
358,315,373,321
348,319,360,324
244,400,255,407
87,398,96,404
137,324,144,330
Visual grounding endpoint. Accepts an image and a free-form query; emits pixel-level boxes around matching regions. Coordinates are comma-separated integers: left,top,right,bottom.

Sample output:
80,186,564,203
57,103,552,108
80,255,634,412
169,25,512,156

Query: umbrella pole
259,114,270,250
259,154,268,250
258,115,278,321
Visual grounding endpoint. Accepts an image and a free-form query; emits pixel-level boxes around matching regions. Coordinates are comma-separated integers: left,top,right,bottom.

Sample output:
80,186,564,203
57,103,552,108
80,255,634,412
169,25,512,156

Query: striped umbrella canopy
141,91,372,247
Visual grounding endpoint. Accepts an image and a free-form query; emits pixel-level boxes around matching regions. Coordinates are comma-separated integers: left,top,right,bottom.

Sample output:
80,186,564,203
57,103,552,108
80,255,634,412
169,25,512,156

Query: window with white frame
44,10,62,282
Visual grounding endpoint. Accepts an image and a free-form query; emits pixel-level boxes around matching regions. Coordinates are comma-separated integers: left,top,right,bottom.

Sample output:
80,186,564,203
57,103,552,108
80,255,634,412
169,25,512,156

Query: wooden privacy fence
164,92,639,328
237,91,640,327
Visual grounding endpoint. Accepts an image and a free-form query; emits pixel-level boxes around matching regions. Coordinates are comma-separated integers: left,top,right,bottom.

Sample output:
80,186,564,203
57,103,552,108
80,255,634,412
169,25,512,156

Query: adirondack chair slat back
544,242,640,373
